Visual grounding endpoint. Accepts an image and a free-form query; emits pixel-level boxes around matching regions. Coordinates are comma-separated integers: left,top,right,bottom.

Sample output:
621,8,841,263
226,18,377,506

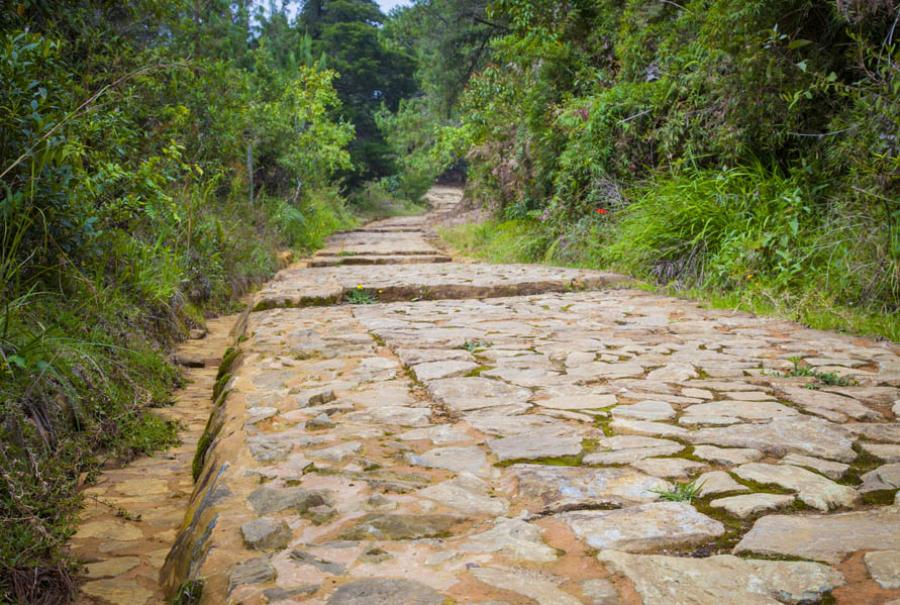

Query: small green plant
782,357,857,389
460,339,491,353
172,579,203,605
652,479,704,503
345,286,377,305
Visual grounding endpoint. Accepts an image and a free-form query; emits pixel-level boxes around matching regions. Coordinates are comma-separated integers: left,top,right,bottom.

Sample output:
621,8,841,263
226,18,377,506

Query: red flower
595,208,609,215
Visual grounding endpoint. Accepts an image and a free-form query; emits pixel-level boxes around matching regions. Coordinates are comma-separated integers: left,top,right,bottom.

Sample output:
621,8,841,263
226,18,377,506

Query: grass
651,479,704,502
460,339,491,353
438,218,900,342
349,181,428,221
777,357,858,389
0,184,378,602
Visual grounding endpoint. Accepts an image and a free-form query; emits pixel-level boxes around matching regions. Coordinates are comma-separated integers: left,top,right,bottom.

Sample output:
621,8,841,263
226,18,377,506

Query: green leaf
787,39,812,50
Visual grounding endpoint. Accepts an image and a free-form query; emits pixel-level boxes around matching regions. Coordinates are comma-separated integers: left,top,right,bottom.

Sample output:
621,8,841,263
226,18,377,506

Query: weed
172,579,204,605
345,286,377,305
780,357,857,388
651,479,704,503
460,339,491,353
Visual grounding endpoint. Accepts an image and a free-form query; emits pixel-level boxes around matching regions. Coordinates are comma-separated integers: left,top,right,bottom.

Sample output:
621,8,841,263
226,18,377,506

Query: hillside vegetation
380,0,898,339
1,1,897,602
0,2,416,601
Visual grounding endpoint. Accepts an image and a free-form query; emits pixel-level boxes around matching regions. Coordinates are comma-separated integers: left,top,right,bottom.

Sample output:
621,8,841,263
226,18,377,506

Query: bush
0,5,357,601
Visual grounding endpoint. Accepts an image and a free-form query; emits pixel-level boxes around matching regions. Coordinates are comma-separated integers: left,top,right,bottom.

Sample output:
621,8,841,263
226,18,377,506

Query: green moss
496,454,584,468
212,372,232,403
217,347,239,381
861,489,898,506
464,365,492,377
122,413,180,456
594,415,614,437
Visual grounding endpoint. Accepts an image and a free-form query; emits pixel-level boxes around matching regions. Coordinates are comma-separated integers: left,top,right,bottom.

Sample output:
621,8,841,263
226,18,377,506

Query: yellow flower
356,284,363,289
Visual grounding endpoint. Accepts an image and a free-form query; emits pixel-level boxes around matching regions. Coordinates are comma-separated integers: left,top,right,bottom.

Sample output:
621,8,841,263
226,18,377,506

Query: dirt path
79,186,900,604
71,315,239,605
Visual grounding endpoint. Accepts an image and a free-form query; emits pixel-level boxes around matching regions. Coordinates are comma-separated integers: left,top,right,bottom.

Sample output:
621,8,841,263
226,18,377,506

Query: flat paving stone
338,513,464,540
486,426,584,461
686,416,857,462
326,578,444,605
859,462,900,492
559,502,725,552
509,464,669,513
611,400,676,421
864,550,900,589
860,442,900,462
469,567,582,605
598,551,844,605
426,377,532,412
632,457,706,478
406,445,493,477
692,445,763,465
459,518,558,562
733,463,858,510
417,473,508,515
710,493,795,518
583,435,684,465
735,507,900,563
681,400,799,421
695,470,750,497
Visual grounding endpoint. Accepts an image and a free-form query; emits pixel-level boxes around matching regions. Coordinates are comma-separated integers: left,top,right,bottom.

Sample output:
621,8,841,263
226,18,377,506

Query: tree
300,0,417,184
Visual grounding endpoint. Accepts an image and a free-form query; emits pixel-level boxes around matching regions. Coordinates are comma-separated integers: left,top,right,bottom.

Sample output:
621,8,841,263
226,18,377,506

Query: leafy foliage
300,0,418,184
0,2,356,601
390,0,898,337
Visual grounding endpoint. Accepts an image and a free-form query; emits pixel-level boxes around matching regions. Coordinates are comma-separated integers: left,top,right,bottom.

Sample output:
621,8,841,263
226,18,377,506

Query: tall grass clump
0,5,361,602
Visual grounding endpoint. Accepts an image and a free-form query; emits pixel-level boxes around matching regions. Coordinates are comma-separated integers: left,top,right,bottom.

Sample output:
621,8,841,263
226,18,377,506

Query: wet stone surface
78,187,900,604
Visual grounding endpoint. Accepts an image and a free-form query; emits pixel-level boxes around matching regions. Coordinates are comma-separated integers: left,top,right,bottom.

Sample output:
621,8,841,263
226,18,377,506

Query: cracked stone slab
417,473,508,515
735,506,900,563
686,416,857,462
426,377,532,412
405,445,493,477
559,502,725,552
583,435,684,465
598,550,844,605
469,567,583,605
487,426,584,462
710,493,795,518
864,550,900,589
459,518,558,562
509,464,670,513
326,578,444,605
859,462,900,492
733,463,858,510
695,470,750,497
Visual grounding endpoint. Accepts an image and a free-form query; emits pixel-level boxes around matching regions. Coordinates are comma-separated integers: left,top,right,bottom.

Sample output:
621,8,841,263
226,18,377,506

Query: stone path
99,186,900,604
71,316,238,605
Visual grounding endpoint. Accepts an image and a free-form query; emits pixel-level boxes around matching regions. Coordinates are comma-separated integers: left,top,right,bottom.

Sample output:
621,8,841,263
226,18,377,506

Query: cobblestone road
111,187,900,604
